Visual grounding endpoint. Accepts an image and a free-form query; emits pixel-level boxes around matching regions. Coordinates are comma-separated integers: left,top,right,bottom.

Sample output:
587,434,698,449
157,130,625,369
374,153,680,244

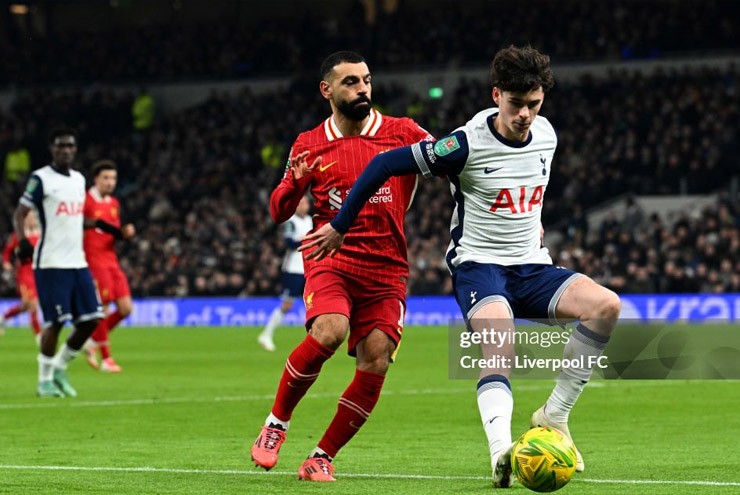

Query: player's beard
337,95,372,121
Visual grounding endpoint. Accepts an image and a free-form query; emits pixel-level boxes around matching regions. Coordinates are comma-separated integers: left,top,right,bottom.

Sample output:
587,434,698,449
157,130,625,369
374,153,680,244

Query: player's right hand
299,223,345,261
122,224,136,239
290,151,321,180
16,238,34,261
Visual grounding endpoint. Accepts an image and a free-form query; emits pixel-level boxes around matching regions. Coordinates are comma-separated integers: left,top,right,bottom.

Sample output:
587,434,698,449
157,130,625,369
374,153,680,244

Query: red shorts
16,265,37,300
303,266,406,357
90,263,131,304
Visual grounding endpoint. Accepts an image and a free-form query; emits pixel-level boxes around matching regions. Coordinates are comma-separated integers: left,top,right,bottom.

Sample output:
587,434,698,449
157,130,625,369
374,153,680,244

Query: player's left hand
122,223,136,239
299,223,345,261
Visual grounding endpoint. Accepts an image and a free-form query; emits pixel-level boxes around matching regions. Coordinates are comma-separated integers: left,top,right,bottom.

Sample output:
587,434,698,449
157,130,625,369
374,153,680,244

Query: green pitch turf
1,325,738,494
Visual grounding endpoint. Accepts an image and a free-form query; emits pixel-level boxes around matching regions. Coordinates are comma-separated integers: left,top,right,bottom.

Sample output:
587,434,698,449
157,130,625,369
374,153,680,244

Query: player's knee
356,331,395,374
596,291,621,321
357,346,393,374
117,300,133,317
309,314,348,350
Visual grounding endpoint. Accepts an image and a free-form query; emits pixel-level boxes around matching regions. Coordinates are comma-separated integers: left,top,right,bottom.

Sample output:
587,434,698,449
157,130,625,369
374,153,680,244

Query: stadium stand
0,0,737,85
0,1,738,296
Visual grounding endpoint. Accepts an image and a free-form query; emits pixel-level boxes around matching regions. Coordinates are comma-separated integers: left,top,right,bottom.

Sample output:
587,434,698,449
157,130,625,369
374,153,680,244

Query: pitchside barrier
0,294,738,327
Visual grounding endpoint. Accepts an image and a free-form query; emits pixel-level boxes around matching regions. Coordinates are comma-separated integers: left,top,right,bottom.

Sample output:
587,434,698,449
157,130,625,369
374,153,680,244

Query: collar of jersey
50,163,72,176
89,186,112,203
324,108,382,141
487,113,533,148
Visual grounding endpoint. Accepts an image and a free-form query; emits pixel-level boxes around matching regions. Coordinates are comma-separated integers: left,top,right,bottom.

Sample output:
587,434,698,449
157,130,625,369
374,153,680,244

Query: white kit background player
14,128,121,398
257,195,313,351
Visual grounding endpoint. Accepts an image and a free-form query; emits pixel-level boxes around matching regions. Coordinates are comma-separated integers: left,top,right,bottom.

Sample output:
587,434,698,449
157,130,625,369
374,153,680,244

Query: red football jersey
270,109,432,287
83,187,122,267
2,232,40,267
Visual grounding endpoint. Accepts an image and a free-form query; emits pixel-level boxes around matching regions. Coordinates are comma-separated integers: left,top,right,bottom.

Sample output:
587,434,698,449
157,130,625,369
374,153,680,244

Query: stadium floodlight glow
428,87,444,99
10,4,29,15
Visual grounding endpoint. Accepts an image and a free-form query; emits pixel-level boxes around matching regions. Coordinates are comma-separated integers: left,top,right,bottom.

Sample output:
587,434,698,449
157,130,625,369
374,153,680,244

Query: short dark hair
320,51,366,81
490,45,554,93
49,127,77,145
91,159,117,177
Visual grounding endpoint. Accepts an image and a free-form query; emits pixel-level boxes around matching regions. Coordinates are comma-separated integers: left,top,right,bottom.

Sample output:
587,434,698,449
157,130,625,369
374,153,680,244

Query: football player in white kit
257,195,313,351
14,128,110,398
301,46,621,487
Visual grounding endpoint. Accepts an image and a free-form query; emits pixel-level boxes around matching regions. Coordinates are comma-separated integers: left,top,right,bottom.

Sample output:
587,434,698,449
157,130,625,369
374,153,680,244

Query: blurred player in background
82,160,136,373
257,194,312,352
250,51,433,482
302,45,621,487
0,213,42,342
14,128,107,397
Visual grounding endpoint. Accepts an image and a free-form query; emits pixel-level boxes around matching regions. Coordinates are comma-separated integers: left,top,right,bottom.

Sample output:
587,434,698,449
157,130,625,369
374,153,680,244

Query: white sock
265,412,290,431
261,307,284,340
477,375,513,469
309,446,332,461
38,354,55,382
53,344,79,370
546,324,609,423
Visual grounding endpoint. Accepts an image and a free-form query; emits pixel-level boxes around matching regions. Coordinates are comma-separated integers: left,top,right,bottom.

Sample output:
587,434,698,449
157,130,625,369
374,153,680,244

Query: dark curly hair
490,45,554,93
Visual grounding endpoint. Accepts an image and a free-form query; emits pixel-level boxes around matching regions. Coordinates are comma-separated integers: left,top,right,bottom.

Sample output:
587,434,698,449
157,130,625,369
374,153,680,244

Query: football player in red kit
0,214,42,341
250,51,433,482
82,160,135,372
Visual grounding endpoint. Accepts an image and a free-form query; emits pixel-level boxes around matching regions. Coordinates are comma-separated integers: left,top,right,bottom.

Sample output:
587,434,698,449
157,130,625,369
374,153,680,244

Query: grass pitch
1,324,738,494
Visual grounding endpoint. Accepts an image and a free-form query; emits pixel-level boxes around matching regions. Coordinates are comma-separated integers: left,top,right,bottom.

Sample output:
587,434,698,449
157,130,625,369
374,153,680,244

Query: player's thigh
17,268,38,304
90,265,114,305
110,266,132,307
71,268,104,324
304,267,352,347
511,264,582,325
348,282,405,360
452,262,514,321
278,272,303,312
554,275,621,322
34,268,74,325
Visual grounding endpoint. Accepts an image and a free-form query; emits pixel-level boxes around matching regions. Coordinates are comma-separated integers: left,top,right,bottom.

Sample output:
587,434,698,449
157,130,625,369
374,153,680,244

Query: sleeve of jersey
409,130,469,179
269,143,312,224
83,193,94,217
2,234,16,263
330,146,420,234
19,175,43,209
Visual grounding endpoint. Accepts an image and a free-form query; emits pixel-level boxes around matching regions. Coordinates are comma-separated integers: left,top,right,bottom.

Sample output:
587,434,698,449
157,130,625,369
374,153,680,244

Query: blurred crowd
1,63,738,297
1,0,737,85
556,196,740,294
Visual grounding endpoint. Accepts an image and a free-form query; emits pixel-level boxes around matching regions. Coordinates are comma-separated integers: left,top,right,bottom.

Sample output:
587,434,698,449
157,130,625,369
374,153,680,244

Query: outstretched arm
300,146,419,261
301,131,470,261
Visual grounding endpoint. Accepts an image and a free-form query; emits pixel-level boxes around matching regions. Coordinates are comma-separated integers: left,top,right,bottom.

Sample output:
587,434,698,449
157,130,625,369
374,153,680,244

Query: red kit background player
250,51,432,482
82,160,135,372
0,214,42,341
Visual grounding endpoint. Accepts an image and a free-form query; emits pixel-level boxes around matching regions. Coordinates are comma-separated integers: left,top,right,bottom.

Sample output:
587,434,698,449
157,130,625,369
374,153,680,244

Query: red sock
105,310,125,333
30,311,41,336
91,318,110,343
271,334,334,422
317,369,386,458
99,342,111,360
4,304,23,319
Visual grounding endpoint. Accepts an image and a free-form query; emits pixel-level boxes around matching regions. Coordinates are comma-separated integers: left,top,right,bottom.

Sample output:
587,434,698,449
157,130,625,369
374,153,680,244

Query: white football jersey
20,165,88,269
411,108,556,269
281,213,313,274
